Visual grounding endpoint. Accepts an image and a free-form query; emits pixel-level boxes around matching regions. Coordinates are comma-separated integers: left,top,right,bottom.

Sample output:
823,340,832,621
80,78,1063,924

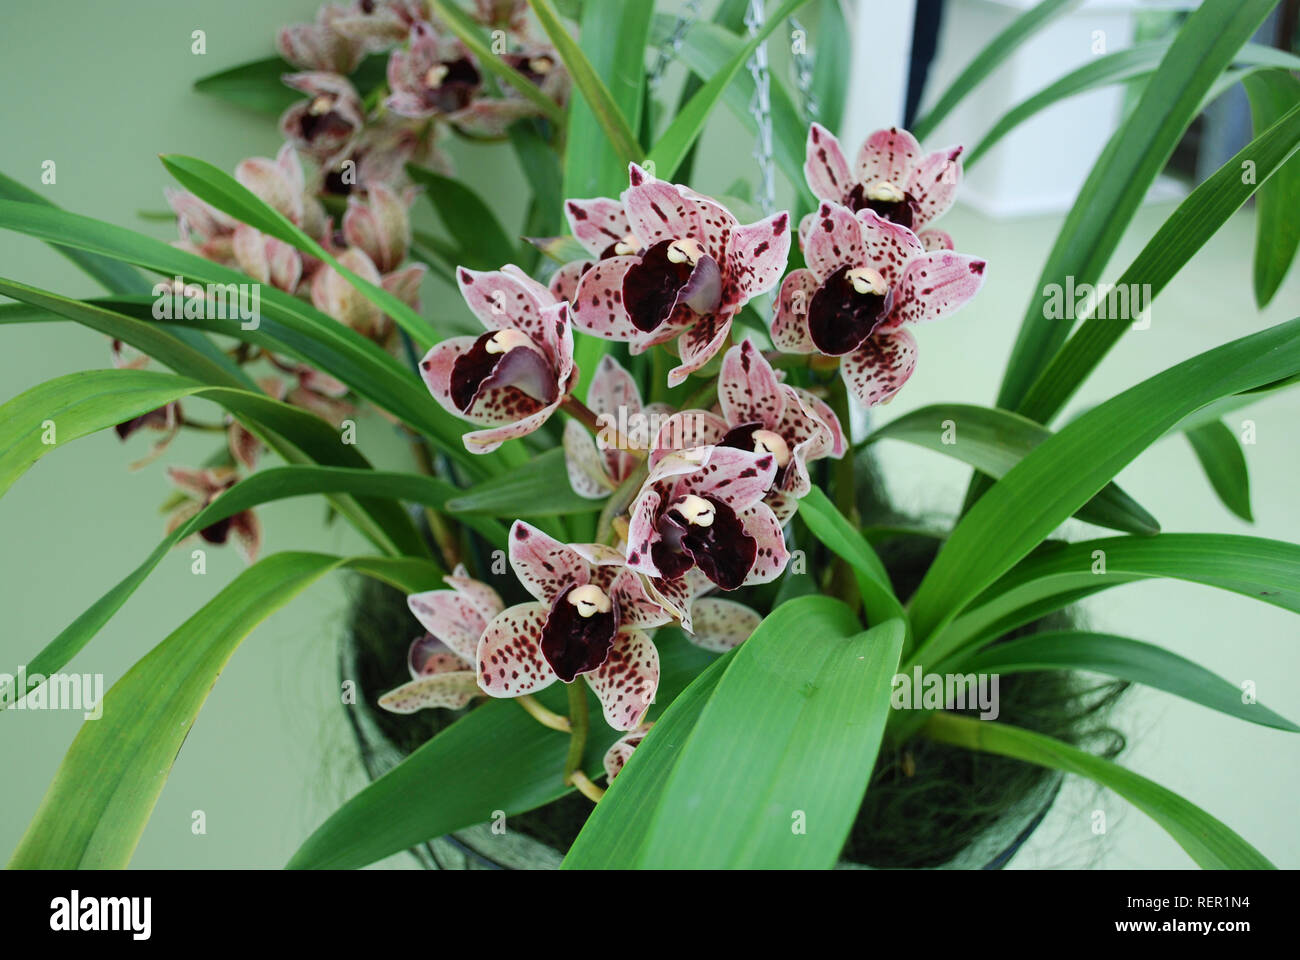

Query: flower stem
569,769,606,803
560,394,645,459
826,374,862,616
517,695,571,732
563,681,590,782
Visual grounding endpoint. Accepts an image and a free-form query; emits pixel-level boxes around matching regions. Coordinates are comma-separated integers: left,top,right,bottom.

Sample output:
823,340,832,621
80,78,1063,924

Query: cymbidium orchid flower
544,195,631,302
803,122,962,252
385,22,545,137
773,201,986,408
603,725,648,780
648,339,844,523
571,163,791,387
279,72,367,166
477,522,672,730
278,2,376,73
625,445,789,609
310,245,427,342
562,355,665,498
164,467,261,563
377,566,500,714
419,266,576,453
341,182,415,273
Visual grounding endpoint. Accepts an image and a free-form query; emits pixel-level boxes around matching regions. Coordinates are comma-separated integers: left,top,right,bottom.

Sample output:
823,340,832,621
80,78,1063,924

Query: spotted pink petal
719,339,783,431
456,265,557,343
407,589,489,662
625,486,663,579
378,671,481,713
564,419,615,499
739,502,789,585
445,564,505,623
587,354,642,419
584,628,659,730
418,336,477,414
857,208,925,288
918,228,954,252
648,410,728,467
570,255,642,341
462,397,562,453
548,258,591,303
610,568,673,630
668,314,733,388
725,210,791,298
623,163,702,248
804,122,853,203
476,602,557,697
531,300,576,383
890,251,987,328
564,197,631,257
855,127,923,187
907,146,963,230
644,567,712,632
771,268,818,354
509,521,589,604
669,445,776,512
688,598,761,652
787,385,846,458
842,327,919,407
603,728,647,780
804,201,866,282
408,636,472,680
677,184,739,264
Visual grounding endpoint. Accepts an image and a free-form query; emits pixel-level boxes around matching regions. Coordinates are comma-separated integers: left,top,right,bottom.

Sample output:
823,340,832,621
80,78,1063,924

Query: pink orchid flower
342,182,415,273
543,195,632,302
648,339,845,523
563,355,670,498
803,122,962,252
385,22,542,136
477,522,673,731
165,467,261,563
625,445,789,600
773,201,986,408
310,245,428,342
279,72,367,166
419,266,576,454
377,565,501,714
571,163,791,387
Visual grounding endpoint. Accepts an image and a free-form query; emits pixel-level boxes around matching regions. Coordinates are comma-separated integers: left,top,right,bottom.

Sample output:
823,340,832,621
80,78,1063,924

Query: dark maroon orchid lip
422,57,481,113
449,331,557,413
808,264,894,356
651,495,756,591
540,583,618,682
622,238,722,333
845,183,920,230
297,107,355,144
721,421,792,488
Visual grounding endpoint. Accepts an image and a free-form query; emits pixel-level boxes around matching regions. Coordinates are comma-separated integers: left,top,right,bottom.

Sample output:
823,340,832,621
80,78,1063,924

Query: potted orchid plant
2,0,1299,870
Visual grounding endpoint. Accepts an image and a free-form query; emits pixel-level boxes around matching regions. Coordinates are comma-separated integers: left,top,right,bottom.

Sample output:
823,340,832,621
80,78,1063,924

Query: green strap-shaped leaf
159,154,441,349
561,653,733,868
923,713,1275,869
1016,100,1300,425
1245,68,1300,308
444,446,599,518
7,552,445,869
995,0,1280,413
864,403,1159,535
428,0,565,125
0,199,485,473
0,368,424,558
631,603,905,868
0,465,516,712
911,0,1082,142
529,0,645,169
405,165,521,271
644,0,814,182
966,630,1298,732
1185,419,1253,522
795,487,908,635
930,533,1300,663
191,55,303,115
908,316,1300,652
286,630,717,869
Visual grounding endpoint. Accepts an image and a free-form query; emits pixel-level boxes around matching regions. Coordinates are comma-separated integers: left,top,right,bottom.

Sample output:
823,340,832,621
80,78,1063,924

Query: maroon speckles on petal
475,602,556,697
586,629,660,730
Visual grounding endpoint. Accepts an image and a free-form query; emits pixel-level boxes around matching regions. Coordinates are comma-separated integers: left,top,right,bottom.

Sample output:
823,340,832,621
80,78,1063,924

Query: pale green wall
2,0,1297,869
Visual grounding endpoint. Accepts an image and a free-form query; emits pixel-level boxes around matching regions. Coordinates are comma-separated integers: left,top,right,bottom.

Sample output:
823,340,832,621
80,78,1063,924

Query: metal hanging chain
745,0,776,215
789,14,819,123
647,0,702,93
